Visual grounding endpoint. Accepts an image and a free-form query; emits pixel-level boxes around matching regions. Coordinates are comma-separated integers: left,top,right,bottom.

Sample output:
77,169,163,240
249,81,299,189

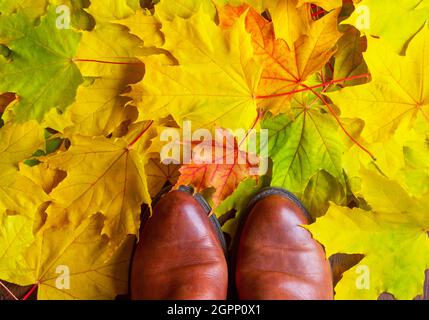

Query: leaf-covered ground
0,0,428,300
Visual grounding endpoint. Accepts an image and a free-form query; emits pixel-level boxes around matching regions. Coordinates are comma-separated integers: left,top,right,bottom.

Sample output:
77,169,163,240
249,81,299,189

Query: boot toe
131,190,227,300
235,194,333,300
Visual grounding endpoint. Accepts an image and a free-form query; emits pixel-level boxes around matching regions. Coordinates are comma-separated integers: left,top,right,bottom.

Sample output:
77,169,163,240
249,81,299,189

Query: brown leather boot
131,186,228,300
233,188,333,300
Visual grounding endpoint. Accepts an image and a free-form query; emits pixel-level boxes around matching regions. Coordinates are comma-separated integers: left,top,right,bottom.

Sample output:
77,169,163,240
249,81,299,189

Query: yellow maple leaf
308,170,429,300
0,122,48,217
85,0,138,21
328,26,429,143
2,214,134,300
75,22,145,82
146,158,180,198
67,78,137,137
42,122,153,247
342,113,429,197
115,8,164,48
130,9,263,131
265,0,312,47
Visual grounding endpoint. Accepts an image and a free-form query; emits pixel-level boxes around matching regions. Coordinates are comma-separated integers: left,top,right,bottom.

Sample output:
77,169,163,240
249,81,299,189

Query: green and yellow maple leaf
308,170,429,300
302,170,346,219
263,91,346,195
332,25,368,87
216,176,269,240
0,7,83,122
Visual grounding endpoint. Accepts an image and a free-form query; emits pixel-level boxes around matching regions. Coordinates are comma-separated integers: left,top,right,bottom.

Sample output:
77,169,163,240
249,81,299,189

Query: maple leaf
19,162,66,197
146,158,180,198
75,22,144,83
85,0,139,22
342,113,429,197
302,170,346,218
155,0,218,20
51,0,95,31
42,122,153,247
331,25,368,87
264,0,313,47
263,91,347,195
70,22,145,136
1,0,429,301
1,214,134,300
0,7,83,122
0,121,49,217
0,212,35,283
215,176,269,239
174,129,261,207
115,8,164,48
308,170,429,300
218,3,342,114
343,0,429,53
131,8,263,131
0,0,48,21
328,26,429,143
45,78,138,137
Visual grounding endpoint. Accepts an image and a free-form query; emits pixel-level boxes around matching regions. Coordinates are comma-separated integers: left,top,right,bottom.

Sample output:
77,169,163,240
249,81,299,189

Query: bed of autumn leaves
0,0,428,300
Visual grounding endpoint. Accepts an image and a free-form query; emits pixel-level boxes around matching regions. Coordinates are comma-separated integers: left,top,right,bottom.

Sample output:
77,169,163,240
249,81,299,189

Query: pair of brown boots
131,186,333,300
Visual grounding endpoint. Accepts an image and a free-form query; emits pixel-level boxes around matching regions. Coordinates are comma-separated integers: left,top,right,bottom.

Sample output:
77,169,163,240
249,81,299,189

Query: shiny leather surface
131,190,228,300
235,195,334,300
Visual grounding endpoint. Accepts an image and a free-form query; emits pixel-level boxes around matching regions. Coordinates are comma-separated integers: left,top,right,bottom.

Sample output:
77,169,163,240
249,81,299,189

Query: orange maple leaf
175,129,260,207
218,4,342,114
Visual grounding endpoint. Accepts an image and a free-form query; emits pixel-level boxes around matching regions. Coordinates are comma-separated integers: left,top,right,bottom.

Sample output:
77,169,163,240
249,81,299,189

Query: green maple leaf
0,6,83,122
263,91,346,196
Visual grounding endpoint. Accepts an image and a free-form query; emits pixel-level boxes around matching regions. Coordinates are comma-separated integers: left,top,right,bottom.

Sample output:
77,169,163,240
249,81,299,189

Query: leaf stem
128,121,154,148
73,58,144,66
255,73,370,100
0,280,18,300
22,282,39,300
238,109,264,147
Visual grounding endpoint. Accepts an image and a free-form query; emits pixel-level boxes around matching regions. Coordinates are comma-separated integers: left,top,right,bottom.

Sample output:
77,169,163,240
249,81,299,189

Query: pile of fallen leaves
0,0,428,300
